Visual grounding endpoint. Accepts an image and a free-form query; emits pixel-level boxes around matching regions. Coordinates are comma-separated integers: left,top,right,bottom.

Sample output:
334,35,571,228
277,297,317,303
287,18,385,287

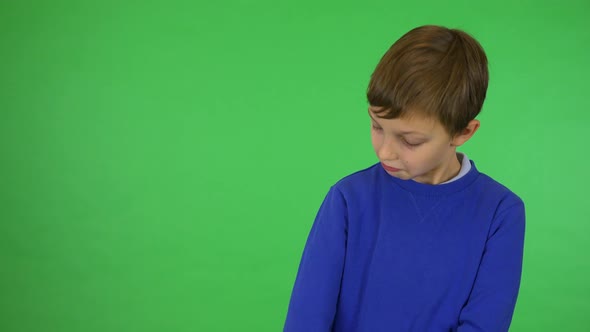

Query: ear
451,119,480,147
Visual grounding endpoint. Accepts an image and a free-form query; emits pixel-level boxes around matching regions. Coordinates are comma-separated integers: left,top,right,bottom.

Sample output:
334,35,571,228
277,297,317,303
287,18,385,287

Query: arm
456,200,526,332
284,186,348,332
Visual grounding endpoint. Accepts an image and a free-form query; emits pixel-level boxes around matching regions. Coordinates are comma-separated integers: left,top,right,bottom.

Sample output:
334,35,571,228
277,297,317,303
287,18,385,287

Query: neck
420,152,461,185
439,152,462,184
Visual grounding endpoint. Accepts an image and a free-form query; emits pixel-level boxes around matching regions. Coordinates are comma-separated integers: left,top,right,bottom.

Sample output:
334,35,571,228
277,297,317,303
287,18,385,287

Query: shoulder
473,171,524,209
469,170,525,234
330,162,383,194
318,162,392,214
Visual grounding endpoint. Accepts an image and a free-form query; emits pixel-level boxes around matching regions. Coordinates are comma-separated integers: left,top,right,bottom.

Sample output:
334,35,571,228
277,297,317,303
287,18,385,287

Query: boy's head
366,25,488,184
366,25,488,137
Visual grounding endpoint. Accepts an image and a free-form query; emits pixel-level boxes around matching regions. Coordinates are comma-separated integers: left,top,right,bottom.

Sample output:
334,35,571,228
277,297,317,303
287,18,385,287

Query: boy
283,25,526,332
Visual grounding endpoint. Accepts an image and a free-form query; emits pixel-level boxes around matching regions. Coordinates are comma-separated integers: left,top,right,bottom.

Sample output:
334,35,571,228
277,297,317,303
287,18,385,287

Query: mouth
381,163,401,172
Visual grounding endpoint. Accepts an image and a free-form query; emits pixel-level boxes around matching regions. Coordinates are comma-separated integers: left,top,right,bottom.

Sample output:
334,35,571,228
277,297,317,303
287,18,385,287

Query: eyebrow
367,109,428,136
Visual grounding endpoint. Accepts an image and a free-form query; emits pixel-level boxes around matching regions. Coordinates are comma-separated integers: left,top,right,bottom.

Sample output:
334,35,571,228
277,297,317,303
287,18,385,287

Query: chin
386,171,411,180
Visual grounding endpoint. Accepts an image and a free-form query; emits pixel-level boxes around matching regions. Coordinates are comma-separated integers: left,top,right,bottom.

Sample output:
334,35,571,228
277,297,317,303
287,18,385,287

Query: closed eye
401,137,423,147
372,123,424,147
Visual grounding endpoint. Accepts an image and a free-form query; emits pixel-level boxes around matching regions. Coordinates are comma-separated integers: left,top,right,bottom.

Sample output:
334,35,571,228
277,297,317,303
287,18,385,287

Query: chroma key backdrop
1,1,589,331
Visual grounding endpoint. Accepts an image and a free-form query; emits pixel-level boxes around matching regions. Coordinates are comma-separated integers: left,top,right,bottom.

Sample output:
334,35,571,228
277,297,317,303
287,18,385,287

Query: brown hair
366,25,488,136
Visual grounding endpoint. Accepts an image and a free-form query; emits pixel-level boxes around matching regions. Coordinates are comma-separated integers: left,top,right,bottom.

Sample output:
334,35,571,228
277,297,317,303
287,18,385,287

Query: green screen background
2,1,589,331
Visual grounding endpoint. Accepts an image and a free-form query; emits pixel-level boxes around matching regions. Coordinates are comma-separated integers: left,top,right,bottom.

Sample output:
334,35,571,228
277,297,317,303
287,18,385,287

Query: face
369,107,464,185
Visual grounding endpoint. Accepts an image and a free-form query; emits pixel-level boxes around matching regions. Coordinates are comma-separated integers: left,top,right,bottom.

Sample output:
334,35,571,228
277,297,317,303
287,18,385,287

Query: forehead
367,107,444,136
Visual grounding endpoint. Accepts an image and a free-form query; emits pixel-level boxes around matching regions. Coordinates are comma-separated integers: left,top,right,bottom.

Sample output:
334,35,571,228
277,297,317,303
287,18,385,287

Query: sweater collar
383,159,480,196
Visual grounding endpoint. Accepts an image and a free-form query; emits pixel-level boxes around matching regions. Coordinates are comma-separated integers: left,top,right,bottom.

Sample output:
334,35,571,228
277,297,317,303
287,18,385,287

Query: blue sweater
284,160,525,332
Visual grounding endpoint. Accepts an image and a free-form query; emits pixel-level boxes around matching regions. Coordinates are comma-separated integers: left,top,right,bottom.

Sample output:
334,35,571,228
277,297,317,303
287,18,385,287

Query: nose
377,137,399,161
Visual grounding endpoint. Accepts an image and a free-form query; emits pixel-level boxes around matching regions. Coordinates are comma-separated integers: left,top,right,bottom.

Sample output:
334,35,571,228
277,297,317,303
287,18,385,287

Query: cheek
408,148,438,170
400,158,411,170
398,151,421,170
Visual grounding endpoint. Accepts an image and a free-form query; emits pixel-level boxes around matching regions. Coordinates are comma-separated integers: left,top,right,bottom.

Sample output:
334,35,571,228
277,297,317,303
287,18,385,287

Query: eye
401,137,423,147
371,124,382,131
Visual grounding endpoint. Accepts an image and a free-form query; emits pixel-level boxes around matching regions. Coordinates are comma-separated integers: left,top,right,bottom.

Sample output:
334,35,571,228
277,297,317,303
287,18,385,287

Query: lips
381,163,401,172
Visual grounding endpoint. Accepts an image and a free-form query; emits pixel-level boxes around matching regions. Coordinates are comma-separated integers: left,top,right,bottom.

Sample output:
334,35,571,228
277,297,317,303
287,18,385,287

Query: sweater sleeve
284,186,348,332
456,199,526,332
